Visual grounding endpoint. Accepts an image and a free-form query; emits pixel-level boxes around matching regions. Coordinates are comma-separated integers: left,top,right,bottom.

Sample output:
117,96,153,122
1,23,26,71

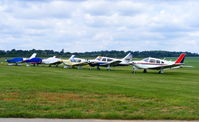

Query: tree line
0,49,198,58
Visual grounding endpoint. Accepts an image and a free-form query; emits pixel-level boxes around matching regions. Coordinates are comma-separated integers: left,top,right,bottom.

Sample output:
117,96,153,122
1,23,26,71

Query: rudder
175,53,186,63
29,53,37,59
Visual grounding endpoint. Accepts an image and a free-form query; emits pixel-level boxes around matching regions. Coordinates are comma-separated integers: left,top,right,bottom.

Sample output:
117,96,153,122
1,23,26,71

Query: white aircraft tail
122,53,132,62
69,55,75,62
29,53,37,59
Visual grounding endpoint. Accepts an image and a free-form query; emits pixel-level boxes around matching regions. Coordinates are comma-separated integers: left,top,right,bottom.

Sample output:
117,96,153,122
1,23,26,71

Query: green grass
0,57,198,119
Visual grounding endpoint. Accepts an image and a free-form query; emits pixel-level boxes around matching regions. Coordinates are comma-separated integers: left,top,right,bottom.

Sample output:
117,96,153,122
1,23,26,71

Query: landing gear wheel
106,65,111,71
159,69,164,74
143,69,147,73
97,66,100,70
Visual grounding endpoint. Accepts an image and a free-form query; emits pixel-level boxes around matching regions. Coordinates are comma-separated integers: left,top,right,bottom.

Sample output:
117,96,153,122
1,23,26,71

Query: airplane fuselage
42,57,62,65
63,57,88,68
133,58,174,69
88,57,121,67
132,53,186,73
25,58,42,64
6,57,24,63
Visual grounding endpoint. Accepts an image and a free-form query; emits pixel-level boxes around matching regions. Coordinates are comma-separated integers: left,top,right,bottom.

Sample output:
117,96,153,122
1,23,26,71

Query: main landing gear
159,69,164,74
132,66,137,74
77,66,83,69
33,64,39,67
97,65,100,70
106,65,111,71
143,69,147,73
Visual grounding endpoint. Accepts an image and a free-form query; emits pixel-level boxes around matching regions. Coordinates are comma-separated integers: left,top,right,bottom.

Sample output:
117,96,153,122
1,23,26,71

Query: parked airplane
6,53,37,66
132,53,188,74
42,56,63,67
63,55,88,69
88,53,132,70
24,56,42,66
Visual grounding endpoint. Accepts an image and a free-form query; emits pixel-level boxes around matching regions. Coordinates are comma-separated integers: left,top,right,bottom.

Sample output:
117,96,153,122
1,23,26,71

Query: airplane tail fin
69,55,75,62
175,53,186,64
122,53,132,62
29,53,37,59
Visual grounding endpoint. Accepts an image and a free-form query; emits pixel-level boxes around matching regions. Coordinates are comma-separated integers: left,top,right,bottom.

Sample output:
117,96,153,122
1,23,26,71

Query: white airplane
132,53,189,74
63,55,88,69
88,53,132,70
42,56,63,67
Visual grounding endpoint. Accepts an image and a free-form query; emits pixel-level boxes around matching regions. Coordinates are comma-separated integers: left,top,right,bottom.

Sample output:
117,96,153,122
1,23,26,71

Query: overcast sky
0,0,199,53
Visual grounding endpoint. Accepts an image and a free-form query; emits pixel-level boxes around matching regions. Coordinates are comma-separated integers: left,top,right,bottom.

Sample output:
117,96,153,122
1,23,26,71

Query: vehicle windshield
96,57,101,61
143,58,149,62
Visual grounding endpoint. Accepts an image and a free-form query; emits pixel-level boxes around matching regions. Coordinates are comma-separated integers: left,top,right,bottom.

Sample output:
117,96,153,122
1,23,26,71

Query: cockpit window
96,57,101,61
149,59,155,63
107,58,113,62
102,58,106,61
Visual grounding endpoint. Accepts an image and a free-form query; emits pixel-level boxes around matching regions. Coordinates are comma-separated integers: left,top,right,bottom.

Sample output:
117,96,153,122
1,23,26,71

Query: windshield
143,58,149,62
96,57,101,61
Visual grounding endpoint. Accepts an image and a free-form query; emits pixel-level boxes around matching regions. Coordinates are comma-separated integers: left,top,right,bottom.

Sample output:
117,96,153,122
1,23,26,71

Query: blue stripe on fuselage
98,62,106,66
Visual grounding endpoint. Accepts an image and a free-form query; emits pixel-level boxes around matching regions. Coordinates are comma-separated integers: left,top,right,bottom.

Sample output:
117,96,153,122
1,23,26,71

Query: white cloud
0,0,199,53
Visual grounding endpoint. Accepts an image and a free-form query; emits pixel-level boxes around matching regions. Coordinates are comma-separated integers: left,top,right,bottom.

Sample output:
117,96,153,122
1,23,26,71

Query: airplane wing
109,60,122,66
148,63,184,70
88,60,121,67
71,62,88,66
63,60,88,67
49,61,63,65
181,65,193,68
100,60,122,66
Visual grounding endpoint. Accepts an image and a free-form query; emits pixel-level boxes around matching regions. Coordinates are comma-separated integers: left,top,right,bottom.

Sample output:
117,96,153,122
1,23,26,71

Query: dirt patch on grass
0,92,155,103
0,98,18,101
37,93,83,103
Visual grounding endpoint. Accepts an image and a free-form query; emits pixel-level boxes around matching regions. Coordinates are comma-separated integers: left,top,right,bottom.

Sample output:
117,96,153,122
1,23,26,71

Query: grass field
0,57,198,119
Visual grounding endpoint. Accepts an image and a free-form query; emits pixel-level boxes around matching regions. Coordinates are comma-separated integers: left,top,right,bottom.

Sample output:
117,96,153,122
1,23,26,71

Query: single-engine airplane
24,55,42,66
88,53,132,70
42,56,63,67
6,53,37,66
132,53,189,74
63,55,88,69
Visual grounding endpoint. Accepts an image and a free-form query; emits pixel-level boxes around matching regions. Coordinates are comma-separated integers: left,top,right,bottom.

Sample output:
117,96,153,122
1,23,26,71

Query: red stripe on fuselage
134,63,167,65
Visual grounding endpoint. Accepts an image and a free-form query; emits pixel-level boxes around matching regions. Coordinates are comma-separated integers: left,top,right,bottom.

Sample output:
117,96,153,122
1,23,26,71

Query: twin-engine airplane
6,53,37,66
63,55,88,69
88,53,132,70
42,56,63,67
132,53,188,74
